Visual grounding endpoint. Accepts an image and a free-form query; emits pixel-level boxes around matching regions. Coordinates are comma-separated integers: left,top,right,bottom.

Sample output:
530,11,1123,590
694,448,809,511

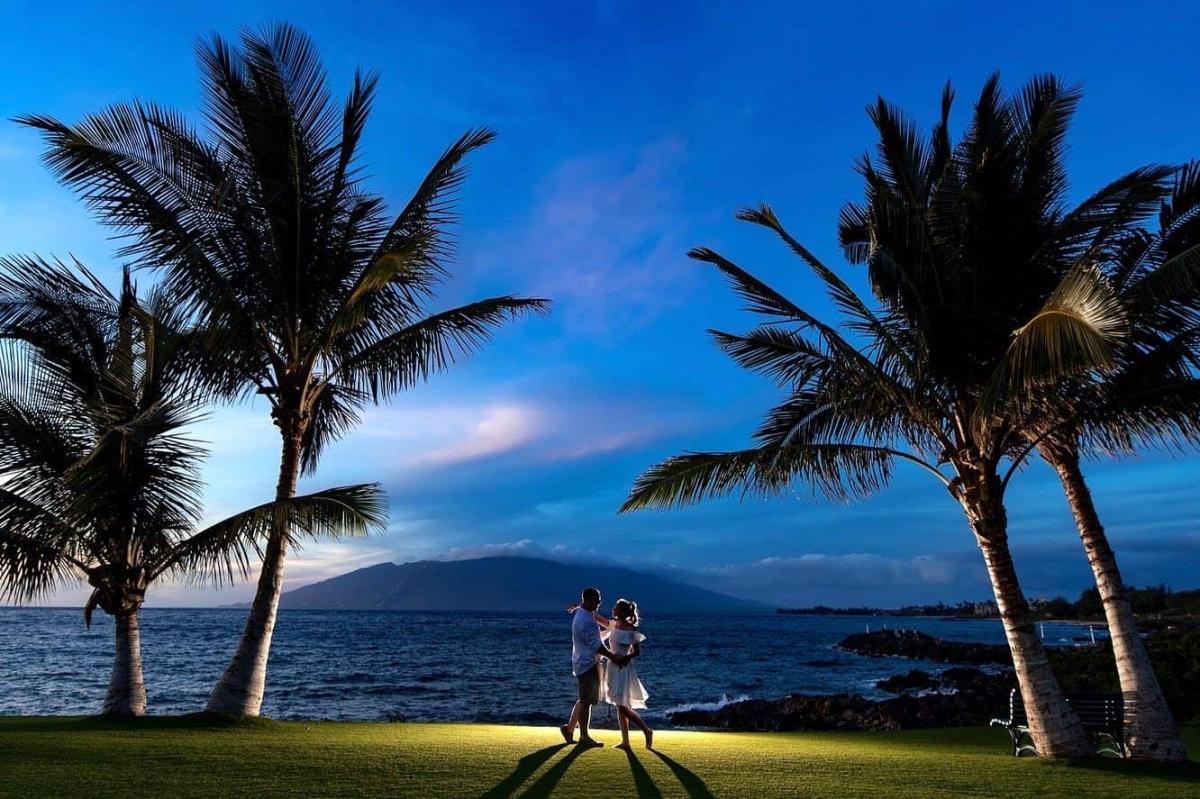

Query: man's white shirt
571,607,603,676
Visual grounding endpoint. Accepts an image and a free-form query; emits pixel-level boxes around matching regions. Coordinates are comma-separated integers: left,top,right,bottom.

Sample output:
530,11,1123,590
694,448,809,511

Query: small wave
416,671,456,683
659,693,753,717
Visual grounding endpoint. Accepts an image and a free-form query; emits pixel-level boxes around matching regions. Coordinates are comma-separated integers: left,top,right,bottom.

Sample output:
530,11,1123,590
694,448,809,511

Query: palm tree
0,258,386,716
623,75,1171,758
18,23,549,716
1018,168,1200,761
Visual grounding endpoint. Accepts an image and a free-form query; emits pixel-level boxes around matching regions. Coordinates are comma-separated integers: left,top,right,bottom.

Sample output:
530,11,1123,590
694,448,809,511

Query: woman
571,597,654,749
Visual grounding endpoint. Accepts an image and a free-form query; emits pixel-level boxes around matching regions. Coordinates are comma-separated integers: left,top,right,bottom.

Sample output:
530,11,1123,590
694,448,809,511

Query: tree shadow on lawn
624,748,663,799
480,743,568,799
514,744,598,798
1051,755,1200,784
652,750,715,799
0,714,280,734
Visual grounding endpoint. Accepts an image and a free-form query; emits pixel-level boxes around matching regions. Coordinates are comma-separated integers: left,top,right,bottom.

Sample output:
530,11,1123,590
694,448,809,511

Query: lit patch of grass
0,718,1196,798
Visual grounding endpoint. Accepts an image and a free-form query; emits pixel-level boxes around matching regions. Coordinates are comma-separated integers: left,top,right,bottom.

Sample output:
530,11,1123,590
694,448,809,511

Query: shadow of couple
482,742,715,799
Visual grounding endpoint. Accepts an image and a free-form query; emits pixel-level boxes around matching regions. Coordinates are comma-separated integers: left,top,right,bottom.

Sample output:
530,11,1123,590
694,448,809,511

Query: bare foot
615,742,632,751
645,729,654,749
576,737,604,748
559,724,573,744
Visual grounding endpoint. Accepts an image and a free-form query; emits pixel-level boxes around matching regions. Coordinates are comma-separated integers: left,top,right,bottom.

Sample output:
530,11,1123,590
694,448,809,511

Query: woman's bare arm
591,612,615,628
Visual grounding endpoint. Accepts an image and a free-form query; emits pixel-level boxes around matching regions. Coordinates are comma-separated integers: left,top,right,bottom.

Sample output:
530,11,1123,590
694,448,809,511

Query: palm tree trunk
205,426,303,716
102,609,147,716
1043,446,1188,762
961,480,1092,758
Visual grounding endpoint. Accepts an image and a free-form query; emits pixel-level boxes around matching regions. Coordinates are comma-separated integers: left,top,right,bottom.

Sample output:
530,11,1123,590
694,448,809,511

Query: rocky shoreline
667,623,1199,731
668,662,1013,732
837,628,1010,665
668,629,1019,731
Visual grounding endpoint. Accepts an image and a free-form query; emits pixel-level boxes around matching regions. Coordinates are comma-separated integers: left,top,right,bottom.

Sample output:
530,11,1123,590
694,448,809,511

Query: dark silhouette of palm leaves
622,71,1179,759
17,23,549,475
623,72,1167,531
0,259,387,609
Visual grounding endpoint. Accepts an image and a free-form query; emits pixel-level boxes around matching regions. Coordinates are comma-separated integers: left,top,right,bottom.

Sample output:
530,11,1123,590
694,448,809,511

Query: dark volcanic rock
876,669,938,693
839,629,1011,665
670,668,1014,732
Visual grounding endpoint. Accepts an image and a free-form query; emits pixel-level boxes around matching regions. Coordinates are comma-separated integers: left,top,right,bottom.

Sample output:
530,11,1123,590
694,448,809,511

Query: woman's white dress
601,627,648,709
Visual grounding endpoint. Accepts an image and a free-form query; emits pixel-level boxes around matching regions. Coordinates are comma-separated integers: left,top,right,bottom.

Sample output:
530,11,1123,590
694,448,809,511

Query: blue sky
3,1,1200,606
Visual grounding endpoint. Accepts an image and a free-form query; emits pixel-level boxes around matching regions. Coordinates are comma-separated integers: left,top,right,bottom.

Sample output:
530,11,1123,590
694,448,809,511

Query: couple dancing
559,587,654,750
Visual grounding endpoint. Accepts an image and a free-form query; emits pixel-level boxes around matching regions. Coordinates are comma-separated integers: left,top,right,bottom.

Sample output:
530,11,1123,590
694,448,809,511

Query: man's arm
580,614,628,666
597,645,629,666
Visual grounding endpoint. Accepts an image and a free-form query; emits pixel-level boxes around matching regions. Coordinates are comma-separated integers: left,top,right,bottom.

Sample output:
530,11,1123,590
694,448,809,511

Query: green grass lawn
0,718,1196,798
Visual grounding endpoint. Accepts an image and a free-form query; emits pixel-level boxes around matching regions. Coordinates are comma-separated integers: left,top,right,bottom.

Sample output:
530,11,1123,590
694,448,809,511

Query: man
560,586,629,747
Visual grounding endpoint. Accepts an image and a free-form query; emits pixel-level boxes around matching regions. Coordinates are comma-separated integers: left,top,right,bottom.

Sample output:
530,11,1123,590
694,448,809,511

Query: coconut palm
19,23,549,716
0,258,386,716
623,75,1172,758
1017,169,1200,761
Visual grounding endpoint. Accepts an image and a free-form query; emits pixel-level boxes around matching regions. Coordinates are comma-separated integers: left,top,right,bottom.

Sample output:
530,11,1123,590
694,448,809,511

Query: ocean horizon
1,608,1092,724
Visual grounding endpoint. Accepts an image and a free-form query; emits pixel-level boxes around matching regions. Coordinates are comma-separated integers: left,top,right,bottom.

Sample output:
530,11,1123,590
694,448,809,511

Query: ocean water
0,609,1090,723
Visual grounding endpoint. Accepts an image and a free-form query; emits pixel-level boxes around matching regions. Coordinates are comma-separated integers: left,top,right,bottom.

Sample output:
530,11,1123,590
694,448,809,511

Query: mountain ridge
272,555,770,613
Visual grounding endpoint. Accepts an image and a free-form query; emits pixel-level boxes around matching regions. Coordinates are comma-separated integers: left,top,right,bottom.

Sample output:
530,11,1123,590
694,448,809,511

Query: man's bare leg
577,702,601,746
560,701,580,743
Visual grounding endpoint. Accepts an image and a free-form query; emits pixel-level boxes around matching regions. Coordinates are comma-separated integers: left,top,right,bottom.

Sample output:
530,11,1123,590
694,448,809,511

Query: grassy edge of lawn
0,717,1197,798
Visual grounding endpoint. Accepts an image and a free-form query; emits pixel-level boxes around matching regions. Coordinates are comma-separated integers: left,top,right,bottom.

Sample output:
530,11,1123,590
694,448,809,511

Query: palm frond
298,383,365,476
688,246,808,321
981,264,1127,414
154,483,387,584
333,297,549,400
737,203,915,371
0,490,89,602
621,443,894,512
709,326,834,386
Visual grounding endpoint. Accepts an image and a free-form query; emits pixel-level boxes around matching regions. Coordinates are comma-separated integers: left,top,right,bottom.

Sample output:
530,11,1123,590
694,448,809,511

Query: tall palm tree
1018,169,1200,761
623,75,1171,758
0,258,386,716
19,23,549,716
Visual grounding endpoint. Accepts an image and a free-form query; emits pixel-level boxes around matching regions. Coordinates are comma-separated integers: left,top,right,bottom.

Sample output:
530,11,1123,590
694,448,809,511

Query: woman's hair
612,598,639,627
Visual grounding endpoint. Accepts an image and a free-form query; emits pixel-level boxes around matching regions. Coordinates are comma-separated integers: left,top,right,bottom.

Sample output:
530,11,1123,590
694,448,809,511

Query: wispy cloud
417,404,542,465
344,393,684,473
485,136,694,335
437,538,614,564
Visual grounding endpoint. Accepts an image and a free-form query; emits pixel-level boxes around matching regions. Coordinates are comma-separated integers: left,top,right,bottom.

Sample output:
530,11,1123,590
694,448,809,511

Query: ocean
0,608,1090,724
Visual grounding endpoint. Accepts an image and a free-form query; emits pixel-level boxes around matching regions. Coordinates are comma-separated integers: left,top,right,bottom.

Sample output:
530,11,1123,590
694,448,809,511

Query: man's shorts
576,666,600,704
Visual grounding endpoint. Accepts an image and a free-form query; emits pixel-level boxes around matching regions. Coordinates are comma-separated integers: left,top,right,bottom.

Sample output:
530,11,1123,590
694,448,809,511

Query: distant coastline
776,584,1200,626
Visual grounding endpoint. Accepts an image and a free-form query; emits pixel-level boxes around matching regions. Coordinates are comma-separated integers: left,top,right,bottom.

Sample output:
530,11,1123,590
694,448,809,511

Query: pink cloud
416,404,543,465
541,427,661,462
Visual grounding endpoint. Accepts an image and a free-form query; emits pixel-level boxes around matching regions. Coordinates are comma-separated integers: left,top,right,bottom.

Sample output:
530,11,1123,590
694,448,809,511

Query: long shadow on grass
1054,756,1200,784
513,744,594,798
0,714,277,734
480,744,568,799
624,748,663,798
652,750,715,799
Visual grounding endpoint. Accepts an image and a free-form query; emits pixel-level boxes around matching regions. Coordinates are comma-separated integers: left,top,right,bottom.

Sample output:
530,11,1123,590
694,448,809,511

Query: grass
0,718,1196,798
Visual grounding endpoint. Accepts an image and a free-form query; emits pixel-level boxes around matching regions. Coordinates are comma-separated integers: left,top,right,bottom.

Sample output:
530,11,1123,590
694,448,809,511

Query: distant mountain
277,556,769,614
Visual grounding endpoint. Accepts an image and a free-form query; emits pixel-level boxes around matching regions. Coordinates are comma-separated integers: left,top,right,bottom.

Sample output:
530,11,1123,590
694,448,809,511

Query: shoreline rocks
667,666,1013,731
669,623,1198,730
838,629,1011,666
875,669,938,693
